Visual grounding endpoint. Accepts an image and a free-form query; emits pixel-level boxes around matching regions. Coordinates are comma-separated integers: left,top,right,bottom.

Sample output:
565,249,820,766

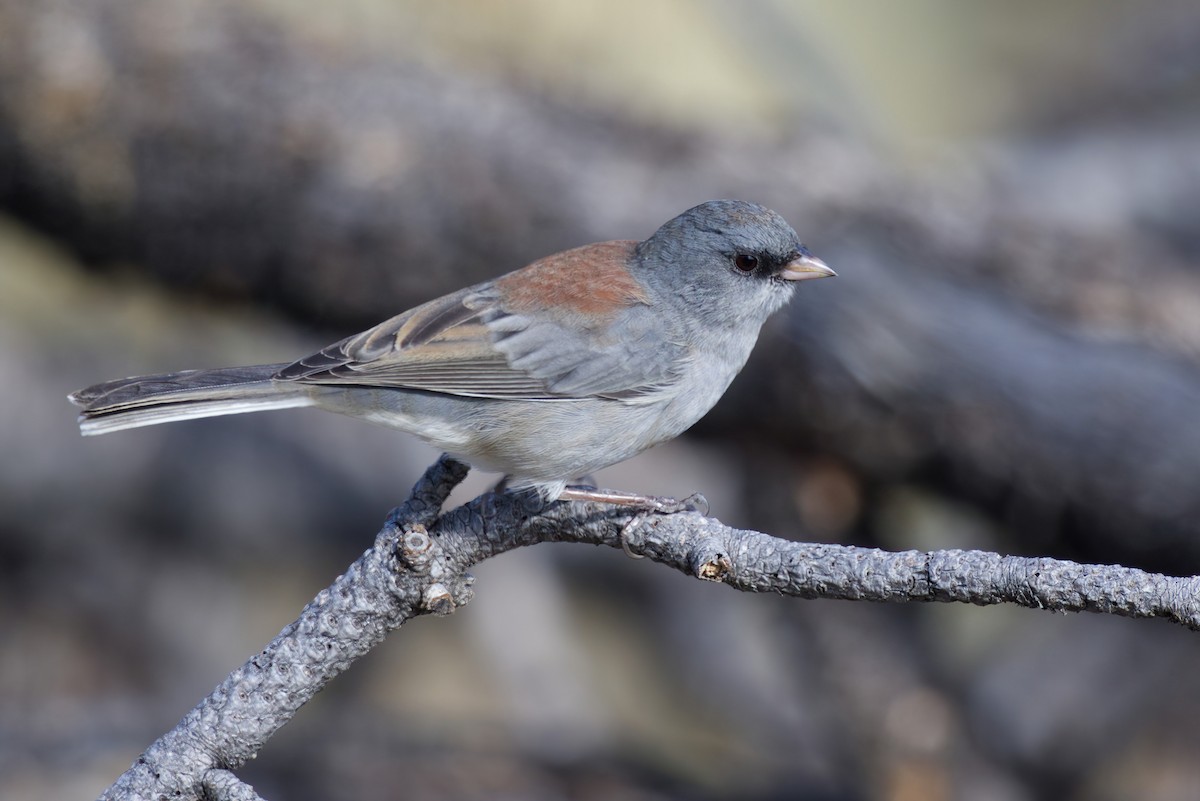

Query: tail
69,363,315,436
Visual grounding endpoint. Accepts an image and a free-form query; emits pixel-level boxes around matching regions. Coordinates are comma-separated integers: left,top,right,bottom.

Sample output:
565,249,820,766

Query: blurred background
3,1,1200,799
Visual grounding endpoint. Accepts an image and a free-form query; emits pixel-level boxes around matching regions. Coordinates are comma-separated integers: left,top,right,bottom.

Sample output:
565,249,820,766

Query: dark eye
733,254,759,273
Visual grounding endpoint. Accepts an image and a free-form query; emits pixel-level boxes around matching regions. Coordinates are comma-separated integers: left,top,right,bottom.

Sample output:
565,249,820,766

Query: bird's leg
557,486,709,516
556,485,710,559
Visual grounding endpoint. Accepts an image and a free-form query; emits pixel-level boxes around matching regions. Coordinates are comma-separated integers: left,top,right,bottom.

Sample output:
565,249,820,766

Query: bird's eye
733,254,759,273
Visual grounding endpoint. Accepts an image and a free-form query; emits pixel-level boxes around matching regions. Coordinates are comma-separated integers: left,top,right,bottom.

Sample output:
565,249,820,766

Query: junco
70,200,833,506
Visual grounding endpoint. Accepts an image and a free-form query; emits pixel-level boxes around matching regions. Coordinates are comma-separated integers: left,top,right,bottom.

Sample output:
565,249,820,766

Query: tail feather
70,363,315,436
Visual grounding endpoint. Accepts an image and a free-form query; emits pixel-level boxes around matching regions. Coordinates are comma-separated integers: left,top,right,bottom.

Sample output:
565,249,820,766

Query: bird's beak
778,254,836,282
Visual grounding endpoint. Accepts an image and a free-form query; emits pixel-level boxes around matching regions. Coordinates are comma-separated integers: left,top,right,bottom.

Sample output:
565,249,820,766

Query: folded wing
276,244,684,402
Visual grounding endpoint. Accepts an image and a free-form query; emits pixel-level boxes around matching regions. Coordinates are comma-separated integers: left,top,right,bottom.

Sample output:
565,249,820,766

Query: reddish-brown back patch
495,241,649,320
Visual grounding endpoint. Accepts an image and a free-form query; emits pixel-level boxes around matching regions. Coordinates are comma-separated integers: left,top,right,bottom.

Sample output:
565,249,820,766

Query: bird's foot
556,486,709,515
556,486,709,558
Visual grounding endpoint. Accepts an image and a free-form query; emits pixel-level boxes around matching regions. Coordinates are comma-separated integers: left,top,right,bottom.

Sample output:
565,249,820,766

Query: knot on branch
694,547,733,581
423,580,475,615
397,524,435,573
392,521,475,615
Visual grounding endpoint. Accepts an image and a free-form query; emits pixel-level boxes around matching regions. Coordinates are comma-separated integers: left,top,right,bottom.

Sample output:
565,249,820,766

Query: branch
97,456,472,801
99,456,1200,799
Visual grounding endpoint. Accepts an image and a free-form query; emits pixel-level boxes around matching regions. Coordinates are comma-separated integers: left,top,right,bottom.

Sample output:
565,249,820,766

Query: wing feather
275,243,684,400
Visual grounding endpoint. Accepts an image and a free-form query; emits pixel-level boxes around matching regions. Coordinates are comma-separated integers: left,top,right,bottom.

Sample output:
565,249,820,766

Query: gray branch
98,456,1200,799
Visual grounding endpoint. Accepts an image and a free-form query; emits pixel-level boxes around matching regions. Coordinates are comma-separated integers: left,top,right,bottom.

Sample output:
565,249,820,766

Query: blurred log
3,0,1200,571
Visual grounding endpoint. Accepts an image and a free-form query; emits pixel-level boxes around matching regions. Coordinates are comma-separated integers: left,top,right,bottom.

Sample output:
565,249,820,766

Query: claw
619,513,648,559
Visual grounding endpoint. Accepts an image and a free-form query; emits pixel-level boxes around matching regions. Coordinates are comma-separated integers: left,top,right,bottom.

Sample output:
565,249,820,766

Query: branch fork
98,455,1200,800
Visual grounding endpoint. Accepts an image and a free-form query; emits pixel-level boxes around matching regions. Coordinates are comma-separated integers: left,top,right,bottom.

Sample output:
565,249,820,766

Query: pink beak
778,254,835,282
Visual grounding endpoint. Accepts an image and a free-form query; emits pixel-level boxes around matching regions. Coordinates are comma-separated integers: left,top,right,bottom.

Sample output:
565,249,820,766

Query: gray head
634,199,833,329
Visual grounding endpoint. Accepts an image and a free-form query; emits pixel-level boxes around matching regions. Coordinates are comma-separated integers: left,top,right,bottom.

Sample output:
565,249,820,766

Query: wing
276,242,685,401
276,284,554,398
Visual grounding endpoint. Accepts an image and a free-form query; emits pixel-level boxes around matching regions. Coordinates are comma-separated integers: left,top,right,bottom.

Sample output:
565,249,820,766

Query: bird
70,199,834,508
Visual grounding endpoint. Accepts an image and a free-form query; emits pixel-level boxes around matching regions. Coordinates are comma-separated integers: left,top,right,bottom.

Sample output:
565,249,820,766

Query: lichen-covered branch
98,457,471,801
98,455,1200,799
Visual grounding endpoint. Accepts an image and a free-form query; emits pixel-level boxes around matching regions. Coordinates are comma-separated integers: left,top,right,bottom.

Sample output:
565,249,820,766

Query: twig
98,455,1200,799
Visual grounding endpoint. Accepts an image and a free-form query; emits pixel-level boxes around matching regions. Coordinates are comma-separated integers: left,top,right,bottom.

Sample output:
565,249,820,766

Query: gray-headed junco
70,200,833,504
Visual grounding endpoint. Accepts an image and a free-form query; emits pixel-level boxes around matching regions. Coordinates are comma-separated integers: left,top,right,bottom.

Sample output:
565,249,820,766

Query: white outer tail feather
77,394,316,436
71,364,315,436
